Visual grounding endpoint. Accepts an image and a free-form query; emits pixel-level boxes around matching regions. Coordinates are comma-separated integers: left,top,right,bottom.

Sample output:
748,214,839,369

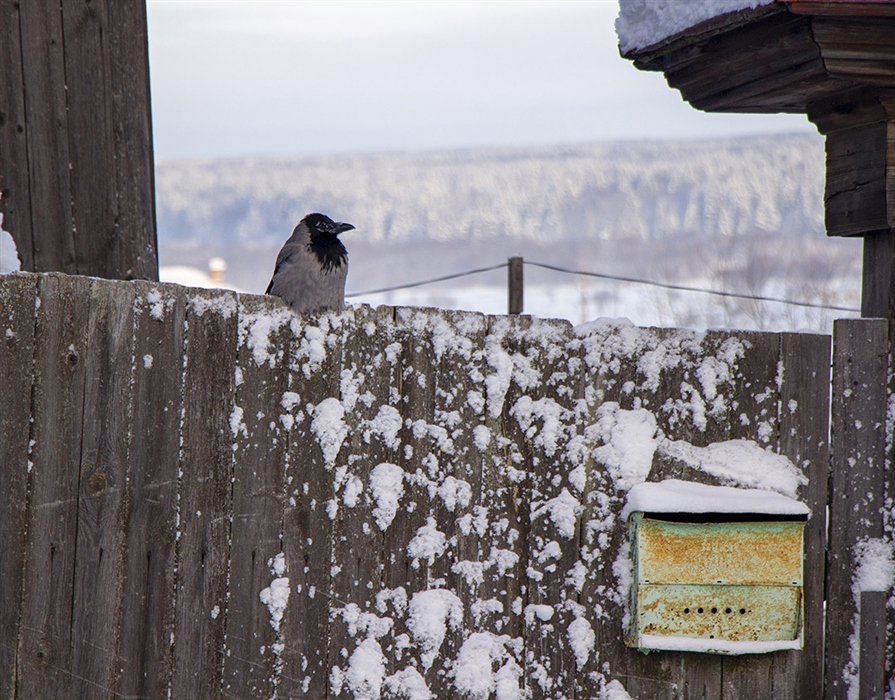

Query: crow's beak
334,222,355,235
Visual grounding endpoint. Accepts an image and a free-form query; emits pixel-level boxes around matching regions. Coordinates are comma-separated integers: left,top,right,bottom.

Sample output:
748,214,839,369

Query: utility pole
508,257,523,314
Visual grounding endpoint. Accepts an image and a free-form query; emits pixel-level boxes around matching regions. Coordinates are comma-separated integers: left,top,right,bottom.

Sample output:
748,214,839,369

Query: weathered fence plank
105,0,158,280
116,281,186,699
169,288,237,699
485,315,533,696
522,318,583,700
827,319,889,700
0,0,31,270
859,590,886,700
0,272,37,697
222,297,292,698
16,2,75,272
716,330,782,700
776,331,831,700
15,274,92,696
1,1,157,279
69,279,135,698
278,310,342,698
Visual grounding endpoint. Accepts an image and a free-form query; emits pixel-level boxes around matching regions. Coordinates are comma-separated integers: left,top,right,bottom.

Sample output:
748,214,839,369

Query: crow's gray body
266,213,354,313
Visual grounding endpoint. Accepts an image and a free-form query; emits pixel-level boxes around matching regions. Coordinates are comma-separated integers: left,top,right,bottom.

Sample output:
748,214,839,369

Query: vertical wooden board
775,332,831,700
0,272,37,696
326,305,402,689
826,319,888,700
104,0,158,280
518,318,584,700
69,279,135,698
859,590,886,700
60,0,118,278
278,310,342,698
568,320,631,696
384,307,446,691
476,314,533,697
0,1,33,269
115,281,185,699
710,331,782,700
169,287,237,699
221,296,293,698
422,309,491,696
15,273,91,696
18,1,75,272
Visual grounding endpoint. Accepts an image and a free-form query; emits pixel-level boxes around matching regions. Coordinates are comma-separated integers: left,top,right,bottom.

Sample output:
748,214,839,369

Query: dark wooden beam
0,0,158,281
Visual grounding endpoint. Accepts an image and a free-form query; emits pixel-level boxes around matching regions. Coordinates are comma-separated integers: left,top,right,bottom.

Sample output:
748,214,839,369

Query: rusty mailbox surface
624,481,808,655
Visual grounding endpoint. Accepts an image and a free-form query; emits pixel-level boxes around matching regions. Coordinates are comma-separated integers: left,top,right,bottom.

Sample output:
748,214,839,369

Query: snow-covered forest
154,133,863,331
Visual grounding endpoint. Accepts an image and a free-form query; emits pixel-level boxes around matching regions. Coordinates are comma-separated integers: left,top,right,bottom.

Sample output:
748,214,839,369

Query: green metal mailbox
623,480,810,655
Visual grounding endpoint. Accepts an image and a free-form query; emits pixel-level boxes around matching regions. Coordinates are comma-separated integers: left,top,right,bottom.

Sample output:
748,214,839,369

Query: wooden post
0,0,158,281
508,256,523,314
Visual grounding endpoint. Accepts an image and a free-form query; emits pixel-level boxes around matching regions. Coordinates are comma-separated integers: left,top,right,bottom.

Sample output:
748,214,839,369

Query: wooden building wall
0,0,157,280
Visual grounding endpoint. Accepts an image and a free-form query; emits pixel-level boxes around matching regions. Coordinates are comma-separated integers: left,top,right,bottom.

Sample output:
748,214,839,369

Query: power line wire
345,262,508,298
524,260,860,313
346,257,860,314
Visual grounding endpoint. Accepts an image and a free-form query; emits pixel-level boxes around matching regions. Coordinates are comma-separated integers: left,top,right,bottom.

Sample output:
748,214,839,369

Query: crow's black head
303,213,354,273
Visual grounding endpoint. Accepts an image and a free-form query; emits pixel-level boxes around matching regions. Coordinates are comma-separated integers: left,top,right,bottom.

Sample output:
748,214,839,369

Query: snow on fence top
616,0,776,53
0,272,831,699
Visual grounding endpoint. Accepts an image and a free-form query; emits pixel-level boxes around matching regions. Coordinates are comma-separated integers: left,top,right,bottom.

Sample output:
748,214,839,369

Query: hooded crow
265,213,356,313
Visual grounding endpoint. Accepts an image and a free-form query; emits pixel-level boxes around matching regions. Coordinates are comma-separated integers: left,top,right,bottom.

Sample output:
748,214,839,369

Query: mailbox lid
635,517,805,586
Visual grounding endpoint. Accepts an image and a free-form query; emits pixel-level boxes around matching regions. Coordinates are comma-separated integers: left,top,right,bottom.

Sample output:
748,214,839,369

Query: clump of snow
533,488,582,539
364,405,402,450
658,438,807,498
524,604,554,625
511,396,565,457
616,0,775,54
344,637,386,700
334,603,394,640
567,615,595,668
0,211,20,274
853,538,895,593
239,307,292,367
310,397,347,467
384,667,433,700
623,479,810,520
144,289,168,320
407,518,447,568
451,632,524,700
187,291,236,318
592,403,658,490
603,679,633,700
259,553,289,633
438,476,472,512
229,405,247,439
484,327,514,419
473,424,491,451
407,589,464,670
370,463,405,531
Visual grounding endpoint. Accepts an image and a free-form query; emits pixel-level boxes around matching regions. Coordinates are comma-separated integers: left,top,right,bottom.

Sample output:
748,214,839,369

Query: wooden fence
0,271,888,699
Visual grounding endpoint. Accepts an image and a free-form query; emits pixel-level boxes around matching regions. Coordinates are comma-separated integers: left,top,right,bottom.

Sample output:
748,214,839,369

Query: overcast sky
145,0,816,161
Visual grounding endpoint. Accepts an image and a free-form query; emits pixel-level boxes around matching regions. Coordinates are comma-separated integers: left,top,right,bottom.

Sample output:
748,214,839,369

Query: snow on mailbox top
616,0,776,54
622,479,810,521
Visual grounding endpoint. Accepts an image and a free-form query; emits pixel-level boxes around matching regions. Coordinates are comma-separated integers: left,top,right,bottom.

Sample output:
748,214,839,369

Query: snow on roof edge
622,479,810,520
616,0,778,55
